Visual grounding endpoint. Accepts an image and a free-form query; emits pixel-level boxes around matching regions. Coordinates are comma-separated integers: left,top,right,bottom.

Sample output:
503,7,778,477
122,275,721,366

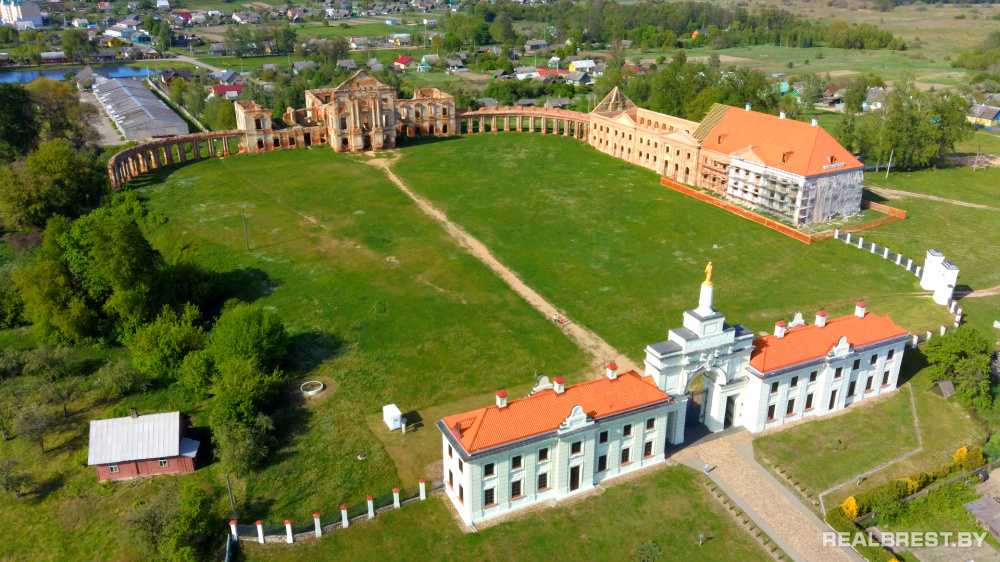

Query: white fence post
419,479,426,500
367,495,375,519
940,325,947,336
883,247,890,259
230,520,238,539
915,265,922,277
392,488,401,509
341,505,349,528
896,253,903,265
955,316,962,328
957,306,963,316
906,258,913,271
256,520,264,544
858,236,864,249
926,330,932,341
313,513,322,538
834,228,840,240
950,300,958,313
871,242,877,253
911,334,919,349
285,520,293,544
845,233,852,244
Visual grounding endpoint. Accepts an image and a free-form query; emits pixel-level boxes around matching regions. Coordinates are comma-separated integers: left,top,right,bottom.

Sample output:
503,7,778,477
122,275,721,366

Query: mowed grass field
391,134,954,363
244,466,770,562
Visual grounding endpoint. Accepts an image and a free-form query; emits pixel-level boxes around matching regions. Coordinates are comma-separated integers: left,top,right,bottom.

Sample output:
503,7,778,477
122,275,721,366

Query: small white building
920,249,959,306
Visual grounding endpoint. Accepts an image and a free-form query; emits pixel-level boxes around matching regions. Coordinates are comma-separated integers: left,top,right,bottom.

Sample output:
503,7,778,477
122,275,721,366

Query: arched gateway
643,263,756,435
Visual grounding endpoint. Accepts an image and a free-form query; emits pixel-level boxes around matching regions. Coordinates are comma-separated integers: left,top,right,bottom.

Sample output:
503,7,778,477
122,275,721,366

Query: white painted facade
0,0,43,27
920,249,959,306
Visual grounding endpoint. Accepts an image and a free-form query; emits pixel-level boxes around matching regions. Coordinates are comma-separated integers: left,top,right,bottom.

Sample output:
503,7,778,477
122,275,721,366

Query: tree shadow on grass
283,331,346,377
27,470,66,504
899,348,930,388
395,133,463,149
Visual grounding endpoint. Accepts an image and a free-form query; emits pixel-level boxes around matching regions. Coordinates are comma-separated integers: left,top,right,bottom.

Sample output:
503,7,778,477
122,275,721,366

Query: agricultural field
293,22,402,38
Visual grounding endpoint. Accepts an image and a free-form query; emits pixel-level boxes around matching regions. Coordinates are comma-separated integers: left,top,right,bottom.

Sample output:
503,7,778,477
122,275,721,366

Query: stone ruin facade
236,70,457,154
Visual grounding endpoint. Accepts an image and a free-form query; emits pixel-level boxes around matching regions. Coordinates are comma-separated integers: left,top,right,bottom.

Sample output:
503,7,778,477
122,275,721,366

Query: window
598,454,608,472
865,377,873,391
770,382,779,395
805,393,814,410
835,367,843,379
511,480,522,499
458,459,463,472
887,349,895,360
767,405,776,421
882,371,890,386
599,431,608,444
484,463,495,477
848,381,857,397
158,459,168,468
829,391,838,410
571,441,582,455
809,371,818,383
537,472,548,491
786,399,795,416
538,448,549,462
620,447,631,465
643,441,653,458
512,455,522,470
109,464,119,473
484,488,495,507
853,359,861,370
623,424,632,437
448,470,453,488
459,485,464,504
646,418,655,430
790,376,799,388
870,354,878,366
448,445,452,458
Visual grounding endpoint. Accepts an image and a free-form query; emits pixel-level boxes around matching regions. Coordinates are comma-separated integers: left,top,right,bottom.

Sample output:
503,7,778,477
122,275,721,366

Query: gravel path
369,156,638,375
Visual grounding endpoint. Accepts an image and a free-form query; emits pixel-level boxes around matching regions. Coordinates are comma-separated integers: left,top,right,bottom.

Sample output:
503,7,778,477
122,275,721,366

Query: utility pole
884,148,894,179
241,206,249,250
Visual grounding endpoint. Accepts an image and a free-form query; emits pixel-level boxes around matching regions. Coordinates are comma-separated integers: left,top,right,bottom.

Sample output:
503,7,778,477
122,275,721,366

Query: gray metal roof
88,411,183,465
91,78,187,140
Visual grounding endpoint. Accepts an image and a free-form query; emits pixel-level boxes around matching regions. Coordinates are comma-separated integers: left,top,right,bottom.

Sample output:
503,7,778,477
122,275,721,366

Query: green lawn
754,384,919,495
754,353,984,511
244,466,770,562
867,166,1000,209
294,22,400,38
874,481,987,539
390,133,952,364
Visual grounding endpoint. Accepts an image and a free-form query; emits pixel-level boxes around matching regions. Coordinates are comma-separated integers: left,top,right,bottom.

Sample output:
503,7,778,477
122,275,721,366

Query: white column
950,300,958,313
845,233,852,244
915,265,922,277
419,479,426,500
871,242,877,253
911,334,919,348
907,258,913,271
896,253,903,265
955,316,962,328
957,306,963,316
341,505,349,528
940,325,947,336
857,236,864,249
883,247,890,259
313,514,322,538
834,228,840,239
926,330,933,340
230,520,238,539
256,521,264,544
393,488,401,509
285,520,293,544
367,496,375,519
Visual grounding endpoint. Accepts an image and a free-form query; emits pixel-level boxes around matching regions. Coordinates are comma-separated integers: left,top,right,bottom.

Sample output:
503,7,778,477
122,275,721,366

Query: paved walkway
674,432,862,562
867,185,1000,212
171,54,225,74
368,156,637,375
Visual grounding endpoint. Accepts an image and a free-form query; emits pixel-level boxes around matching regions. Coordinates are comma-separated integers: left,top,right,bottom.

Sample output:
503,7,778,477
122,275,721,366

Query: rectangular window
870,354,878,366
538,448,548,462
599,431,608,444
809,371,817,383
512,455,522,470
484,488,495,507
448,445,452,458
537,472,548,491
643,441,653,458
829,390,838,410
786,399,795,415
598,454,608,472
887,349,895,360
835,367,843,379
852,359,860,370
620,447,631,465
806,393,814,410
511,480,522,499
865,377,873,391
158,459,168,468
848,381,857,397
109,464,119,473
767,404,776,421
458,459,463,472
623,424,632,437
646,417,655,430
448,470,453,488
571,441,582,455
459,485,463,504
790,376,799,388
770,382,779,395
484,463,495,477
882,371,890,386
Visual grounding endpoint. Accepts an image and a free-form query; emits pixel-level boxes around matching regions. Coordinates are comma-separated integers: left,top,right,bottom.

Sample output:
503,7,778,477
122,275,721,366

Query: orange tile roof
749,312,908,374
698,104,863,177
441,372,672,454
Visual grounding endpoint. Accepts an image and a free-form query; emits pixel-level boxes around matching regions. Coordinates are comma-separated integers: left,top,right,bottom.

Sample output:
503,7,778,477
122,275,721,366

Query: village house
544,97,571,110
292,60,316,74
211,84,243,100
968,103,1000,130
87,410,199,482
394,55,417,70
368,58,384,71
523,38,548,52
160,67,190,85
349,36,368,49
438,270,908,525
863,87,886,111
390,33,411,46
568,59,595,73
337,58,358,71
446,58,466,72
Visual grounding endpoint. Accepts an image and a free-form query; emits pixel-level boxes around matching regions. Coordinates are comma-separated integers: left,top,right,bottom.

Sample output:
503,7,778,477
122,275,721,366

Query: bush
825,507,897,562
126,304,204,384
954,445,969,464
983,434,1000,461
855,479,910,515
94,360,149,398
963,446,986,471
842,496,859,519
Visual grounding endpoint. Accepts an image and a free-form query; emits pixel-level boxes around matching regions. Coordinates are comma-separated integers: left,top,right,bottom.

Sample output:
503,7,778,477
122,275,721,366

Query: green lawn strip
754,385,918,495
867,166,1000,209
294,22,401,37
135,148,588,520
243,466,769,562
390,133,950,365
873,481,996,548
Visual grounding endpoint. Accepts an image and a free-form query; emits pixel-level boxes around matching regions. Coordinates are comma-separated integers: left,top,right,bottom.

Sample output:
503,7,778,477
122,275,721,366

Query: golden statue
703,262,713,286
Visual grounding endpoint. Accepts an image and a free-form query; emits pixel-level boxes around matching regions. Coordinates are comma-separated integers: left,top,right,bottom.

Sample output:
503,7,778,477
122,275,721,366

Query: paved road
76,91,125,146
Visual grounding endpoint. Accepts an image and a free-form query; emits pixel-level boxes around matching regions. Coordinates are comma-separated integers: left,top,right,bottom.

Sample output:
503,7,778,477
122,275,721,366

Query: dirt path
867,186,1000,211
956,283,1000,298
77,92,125,146
366,155,638,376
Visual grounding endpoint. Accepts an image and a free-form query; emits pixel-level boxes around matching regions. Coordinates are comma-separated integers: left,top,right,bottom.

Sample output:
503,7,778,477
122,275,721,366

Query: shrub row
825,507,897,562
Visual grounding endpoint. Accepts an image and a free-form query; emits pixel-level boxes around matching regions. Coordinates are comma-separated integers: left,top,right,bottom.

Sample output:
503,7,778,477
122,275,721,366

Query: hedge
825,507,897,562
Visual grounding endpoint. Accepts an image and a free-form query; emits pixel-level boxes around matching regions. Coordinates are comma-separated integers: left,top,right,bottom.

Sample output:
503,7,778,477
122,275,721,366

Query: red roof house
212,84,243,100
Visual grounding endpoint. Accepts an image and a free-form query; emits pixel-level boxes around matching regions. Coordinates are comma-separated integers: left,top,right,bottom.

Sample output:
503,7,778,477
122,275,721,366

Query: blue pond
0,65,158,84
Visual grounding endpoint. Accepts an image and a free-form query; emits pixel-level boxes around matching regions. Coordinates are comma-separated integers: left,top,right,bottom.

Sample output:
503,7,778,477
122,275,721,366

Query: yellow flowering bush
954,446,969,464
842,496,859,520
